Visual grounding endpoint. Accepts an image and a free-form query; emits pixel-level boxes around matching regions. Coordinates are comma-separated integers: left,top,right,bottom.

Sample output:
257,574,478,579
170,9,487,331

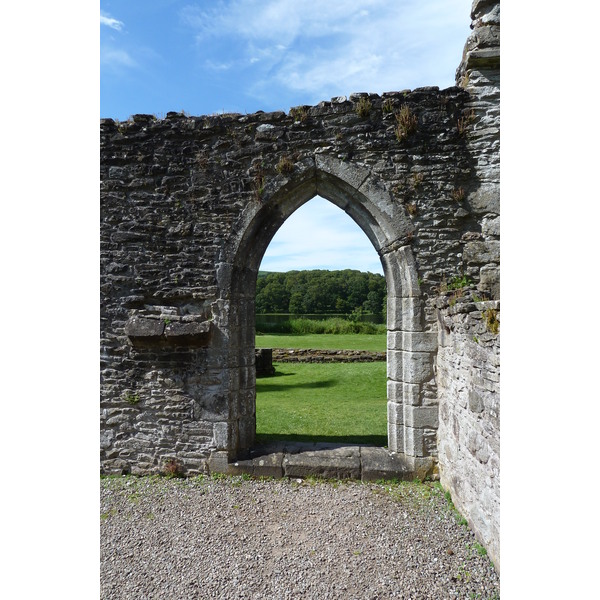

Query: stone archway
217,155,438,470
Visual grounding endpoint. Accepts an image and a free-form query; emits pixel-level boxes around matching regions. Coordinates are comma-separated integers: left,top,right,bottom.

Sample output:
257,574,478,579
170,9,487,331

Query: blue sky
101,0,473,274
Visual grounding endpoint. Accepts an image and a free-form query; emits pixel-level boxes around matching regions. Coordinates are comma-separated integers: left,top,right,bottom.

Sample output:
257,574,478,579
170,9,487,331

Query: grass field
255,333,386,352
255,361,387,446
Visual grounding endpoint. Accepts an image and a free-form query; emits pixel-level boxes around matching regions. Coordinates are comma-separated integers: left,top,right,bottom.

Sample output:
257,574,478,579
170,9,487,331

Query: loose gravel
100,475,499,599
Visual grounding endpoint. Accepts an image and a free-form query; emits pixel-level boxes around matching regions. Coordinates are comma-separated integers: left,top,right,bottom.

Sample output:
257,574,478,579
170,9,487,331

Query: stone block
207,451,230,474
387,401,404,425
387,296,424,331
388,330,437,352
387,350,402,380
380,247,420,298
125,317,164,341
463,240,500,265
315,154,370,191
468,389,485,413
283,445,361,480
250,452,284,478
403,405,439,429
387,421,403,453
478,264,500,299
360,447,412,482
465,184,499,215
402,351,434,384
481,215,499,237
387,380,403,402
212,422,229,449
404,426,425,458
164,320,211,344
237,416,256,451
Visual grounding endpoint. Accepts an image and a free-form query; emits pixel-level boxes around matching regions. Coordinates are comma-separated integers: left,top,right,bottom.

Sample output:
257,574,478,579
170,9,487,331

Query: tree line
256,269,386,317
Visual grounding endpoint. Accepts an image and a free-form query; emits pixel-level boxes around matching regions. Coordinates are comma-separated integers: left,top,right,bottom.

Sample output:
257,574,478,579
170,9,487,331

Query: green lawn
255,333,386,352
256,361,387,446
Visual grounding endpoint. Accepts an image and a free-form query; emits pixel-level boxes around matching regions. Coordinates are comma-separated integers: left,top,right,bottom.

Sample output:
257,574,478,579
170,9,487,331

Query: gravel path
101,475,499,599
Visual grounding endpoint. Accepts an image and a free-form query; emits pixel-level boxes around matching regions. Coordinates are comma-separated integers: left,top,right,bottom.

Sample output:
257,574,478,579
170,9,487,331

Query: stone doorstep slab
224,442,417,482
283,445,361,480
359,446,413,482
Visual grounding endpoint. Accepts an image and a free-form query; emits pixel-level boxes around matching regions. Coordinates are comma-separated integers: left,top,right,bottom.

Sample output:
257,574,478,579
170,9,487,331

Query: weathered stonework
100,0,500,569
436,293,500,569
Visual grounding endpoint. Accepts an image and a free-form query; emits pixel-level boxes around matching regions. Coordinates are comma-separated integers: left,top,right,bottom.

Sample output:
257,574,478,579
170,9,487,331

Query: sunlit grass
256,362,387,445
255,333,386,352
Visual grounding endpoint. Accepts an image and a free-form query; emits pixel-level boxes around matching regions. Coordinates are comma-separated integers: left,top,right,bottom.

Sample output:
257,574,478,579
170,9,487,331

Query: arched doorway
218,155,438,466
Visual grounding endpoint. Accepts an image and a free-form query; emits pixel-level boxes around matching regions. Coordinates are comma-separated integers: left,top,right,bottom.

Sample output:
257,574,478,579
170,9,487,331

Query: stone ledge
125,316,211,347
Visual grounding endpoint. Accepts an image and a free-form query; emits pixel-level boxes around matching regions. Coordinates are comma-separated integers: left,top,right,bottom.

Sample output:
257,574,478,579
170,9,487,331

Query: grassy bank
256,362,387,445
255,333,386,352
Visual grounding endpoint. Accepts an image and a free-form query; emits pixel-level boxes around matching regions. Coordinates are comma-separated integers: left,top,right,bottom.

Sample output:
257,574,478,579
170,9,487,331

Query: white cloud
100,12,124,31
101,48,137,68
182,0,471,102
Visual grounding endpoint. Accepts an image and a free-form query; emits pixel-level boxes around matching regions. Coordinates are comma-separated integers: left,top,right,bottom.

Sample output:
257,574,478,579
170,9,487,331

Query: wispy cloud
181,0,471,104
100,11,124,32
101,48,137,69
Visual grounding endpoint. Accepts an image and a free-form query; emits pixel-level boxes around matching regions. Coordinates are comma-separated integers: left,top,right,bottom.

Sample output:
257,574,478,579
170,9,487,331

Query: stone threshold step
215,441,433,482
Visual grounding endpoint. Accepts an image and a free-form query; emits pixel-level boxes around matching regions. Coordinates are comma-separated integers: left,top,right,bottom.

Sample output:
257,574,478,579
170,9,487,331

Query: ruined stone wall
100,0,500,561
100,83,481,475
436,0,500,570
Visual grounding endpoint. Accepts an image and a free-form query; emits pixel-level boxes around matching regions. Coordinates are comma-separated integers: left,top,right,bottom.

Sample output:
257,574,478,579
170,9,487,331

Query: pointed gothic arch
216,156,439,466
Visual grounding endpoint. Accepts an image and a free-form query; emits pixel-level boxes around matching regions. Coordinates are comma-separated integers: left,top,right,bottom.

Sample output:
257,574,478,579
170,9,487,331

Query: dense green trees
255,269,386,316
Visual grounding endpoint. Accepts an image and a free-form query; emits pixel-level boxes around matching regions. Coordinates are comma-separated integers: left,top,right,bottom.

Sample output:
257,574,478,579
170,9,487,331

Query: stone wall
436,292,500,569
100,0,500,567
100,82,480,473
435,0,500,570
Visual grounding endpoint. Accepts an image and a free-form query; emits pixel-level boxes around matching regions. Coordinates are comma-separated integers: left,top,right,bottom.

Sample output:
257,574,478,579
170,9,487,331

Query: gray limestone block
401,350,434,385
360,447,412,482
466,184,499,215
124,316,165,340
387,401,404,425
463,240,499,265
404,426,425,457
388,330,437,352
212,422,230,450
283,445,361,480
207,450,230,474
481,215,500,237
387,421,403,454
404,405,439,429
315,154,370,191
164,320,211,343
478,265,500,299
387,296,424,331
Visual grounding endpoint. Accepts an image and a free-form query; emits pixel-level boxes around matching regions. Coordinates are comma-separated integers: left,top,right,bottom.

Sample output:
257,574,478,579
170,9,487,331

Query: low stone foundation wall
271,348,386,363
